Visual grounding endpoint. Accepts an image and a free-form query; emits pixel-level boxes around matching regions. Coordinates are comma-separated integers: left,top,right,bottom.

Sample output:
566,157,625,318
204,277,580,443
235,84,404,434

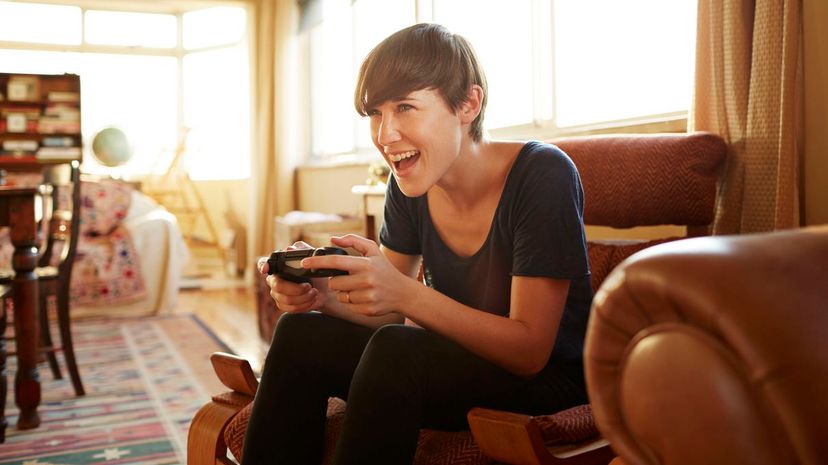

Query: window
308,0,415,157
0,1,251,181
306,0,697,160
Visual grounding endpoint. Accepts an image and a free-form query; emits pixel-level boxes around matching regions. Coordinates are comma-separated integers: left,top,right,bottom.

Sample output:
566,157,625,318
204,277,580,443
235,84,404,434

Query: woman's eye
398,104,413,112
367,109,381,117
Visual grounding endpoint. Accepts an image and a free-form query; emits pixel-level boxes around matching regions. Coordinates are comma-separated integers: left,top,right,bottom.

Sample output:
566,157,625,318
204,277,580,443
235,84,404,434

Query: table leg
9,195,41,430
0,295,7,442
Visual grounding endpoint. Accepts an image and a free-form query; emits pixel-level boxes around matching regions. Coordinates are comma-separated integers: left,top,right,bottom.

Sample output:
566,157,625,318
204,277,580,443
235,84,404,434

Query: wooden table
0,185,50,441
351,183,386,241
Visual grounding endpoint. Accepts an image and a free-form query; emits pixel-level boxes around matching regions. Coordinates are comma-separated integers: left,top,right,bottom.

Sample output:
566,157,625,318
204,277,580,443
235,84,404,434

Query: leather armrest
585,226,828,465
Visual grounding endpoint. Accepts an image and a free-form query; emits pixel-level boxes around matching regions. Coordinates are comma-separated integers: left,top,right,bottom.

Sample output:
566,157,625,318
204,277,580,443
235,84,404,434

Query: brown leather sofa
585,226,828,465
187,132,727,465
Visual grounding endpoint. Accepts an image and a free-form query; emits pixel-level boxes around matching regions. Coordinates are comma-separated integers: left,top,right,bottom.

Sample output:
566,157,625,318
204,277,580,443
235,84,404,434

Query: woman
242,23,592,465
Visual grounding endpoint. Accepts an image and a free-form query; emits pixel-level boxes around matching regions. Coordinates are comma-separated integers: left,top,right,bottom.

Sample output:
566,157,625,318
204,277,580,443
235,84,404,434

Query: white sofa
70,182,190,318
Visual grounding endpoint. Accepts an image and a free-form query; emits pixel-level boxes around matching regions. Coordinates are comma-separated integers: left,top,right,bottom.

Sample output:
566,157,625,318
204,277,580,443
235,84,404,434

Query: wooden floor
175,277,269,373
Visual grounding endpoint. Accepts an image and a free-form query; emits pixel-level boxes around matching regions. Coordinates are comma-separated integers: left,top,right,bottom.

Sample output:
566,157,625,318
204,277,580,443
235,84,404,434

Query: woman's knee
357,325,430,377
267,313,316,357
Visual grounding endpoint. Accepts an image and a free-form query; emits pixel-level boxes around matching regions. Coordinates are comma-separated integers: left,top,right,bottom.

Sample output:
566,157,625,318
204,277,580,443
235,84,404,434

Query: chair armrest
585,227,828,465
210,352,259,396
468,408,613,465
468,407,549,465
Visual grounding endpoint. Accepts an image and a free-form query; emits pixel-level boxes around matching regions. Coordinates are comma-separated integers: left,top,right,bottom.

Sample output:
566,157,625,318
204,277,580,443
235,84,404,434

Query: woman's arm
308,234,569,377
400,275,569,377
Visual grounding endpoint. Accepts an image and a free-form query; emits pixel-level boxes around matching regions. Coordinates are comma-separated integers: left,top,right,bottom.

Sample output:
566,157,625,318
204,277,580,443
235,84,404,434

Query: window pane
309,0,355,155
183,45,251,180
353,0,415,150
184,6,247,50
554,0,697,127
0,1,81,45
85,10,176,48
0,50,176,176
80,54,178,177
434,0,534,129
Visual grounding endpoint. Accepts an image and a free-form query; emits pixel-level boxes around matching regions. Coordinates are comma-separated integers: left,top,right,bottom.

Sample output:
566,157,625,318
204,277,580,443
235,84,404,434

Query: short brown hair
354,23,488,142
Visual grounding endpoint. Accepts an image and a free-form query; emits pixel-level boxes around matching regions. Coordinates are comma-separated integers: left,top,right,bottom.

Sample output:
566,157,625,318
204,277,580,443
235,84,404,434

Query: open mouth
388,150,420,172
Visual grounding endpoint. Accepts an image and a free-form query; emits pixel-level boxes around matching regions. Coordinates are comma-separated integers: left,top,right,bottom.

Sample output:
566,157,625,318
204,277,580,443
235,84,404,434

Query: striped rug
2,314,229,465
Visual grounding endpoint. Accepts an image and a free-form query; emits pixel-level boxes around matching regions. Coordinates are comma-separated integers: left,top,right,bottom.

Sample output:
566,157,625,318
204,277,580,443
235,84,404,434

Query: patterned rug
2,314,229,465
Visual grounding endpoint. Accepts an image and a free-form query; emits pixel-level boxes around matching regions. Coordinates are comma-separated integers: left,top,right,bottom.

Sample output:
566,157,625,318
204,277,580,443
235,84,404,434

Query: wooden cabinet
0,73,81,171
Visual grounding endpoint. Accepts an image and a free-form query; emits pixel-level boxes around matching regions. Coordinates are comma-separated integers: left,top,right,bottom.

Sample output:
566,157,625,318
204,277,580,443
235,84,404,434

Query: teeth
389,150,419,162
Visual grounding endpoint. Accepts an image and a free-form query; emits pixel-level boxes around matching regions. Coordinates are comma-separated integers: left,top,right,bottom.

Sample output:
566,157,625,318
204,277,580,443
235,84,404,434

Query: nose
375,114,401,147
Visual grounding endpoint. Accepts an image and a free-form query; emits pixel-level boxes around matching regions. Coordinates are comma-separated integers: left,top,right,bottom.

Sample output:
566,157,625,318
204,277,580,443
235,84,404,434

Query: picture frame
6,113,27,133
7,75,41,101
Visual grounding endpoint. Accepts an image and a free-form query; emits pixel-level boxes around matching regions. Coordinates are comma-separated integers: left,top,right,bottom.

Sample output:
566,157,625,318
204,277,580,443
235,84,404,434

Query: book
2,140,38,151
47,91,80,102
42,136,75,147
36,146,81,159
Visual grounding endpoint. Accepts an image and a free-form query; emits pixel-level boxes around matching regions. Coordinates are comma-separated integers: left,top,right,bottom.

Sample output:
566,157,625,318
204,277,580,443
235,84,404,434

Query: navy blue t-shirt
379,141,592,371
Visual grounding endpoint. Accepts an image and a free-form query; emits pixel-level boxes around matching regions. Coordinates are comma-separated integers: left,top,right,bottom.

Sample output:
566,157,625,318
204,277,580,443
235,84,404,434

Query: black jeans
241,312,587,465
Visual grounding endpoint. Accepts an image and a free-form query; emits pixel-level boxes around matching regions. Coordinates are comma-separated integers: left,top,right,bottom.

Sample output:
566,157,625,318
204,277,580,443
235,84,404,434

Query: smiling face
369,88,466,197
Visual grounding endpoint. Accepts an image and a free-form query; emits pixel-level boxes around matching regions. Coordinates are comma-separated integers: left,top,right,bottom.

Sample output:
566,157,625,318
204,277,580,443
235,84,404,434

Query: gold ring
345,291,351,304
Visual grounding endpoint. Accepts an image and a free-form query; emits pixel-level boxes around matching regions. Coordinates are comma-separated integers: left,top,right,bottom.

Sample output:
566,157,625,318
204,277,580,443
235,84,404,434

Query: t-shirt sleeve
379,176,421,255
511,146,590,278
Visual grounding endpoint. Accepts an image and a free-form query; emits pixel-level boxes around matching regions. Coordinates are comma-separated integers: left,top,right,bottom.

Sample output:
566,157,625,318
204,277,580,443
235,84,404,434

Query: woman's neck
432,138,517,212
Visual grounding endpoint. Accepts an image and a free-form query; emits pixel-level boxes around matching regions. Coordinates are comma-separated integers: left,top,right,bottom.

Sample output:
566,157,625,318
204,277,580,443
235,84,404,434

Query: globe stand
141,129,225,273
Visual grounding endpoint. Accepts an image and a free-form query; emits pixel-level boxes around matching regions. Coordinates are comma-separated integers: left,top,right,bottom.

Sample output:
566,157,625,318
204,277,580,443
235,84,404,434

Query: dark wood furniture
0,73,82,165
38,161,84,396
0,283,12,443
0,184,49,441
0,161,85,398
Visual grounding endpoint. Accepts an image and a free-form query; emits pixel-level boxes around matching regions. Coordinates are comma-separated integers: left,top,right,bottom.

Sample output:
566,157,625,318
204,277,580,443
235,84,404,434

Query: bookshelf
0,73,81,171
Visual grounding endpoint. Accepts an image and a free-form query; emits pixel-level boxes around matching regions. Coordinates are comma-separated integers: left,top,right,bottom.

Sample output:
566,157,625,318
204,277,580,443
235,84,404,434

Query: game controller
267,246,349,283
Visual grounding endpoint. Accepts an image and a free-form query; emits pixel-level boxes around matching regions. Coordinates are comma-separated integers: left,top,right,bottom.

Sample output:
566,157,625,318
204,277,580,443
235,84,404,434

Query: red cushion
225,398,602,464
588,238,680,291
555,132,725,228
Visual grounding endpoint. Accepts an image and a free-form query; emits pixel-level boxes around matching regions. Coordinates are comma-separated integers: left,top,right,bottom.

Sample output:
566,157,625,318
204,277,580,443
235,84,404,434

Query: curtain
690,0,803,234
251,0,300,258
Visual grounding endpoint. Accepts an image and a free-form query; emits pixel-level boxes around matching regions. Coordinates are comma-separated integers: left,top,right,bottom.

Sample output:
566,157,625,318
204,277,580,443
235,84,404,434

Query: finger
331,234,379,257
288,241,313,251
258,256,269,275
336,289,355,305
273,286,318,310
273,279,314,296
326,274,364,292
301,254,368,273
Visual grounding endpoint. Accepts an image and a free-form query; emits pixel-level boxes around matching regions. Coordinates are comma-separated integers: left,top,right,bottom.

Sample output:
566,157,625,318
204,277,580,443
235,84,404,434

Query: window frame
0,0,253,180
303,0,691,165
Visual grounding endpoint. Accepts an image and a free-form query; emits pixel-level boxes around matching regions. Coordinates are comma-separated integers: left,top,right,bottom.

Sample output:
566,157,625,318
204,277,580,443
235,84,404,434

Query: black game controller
267,246,349,283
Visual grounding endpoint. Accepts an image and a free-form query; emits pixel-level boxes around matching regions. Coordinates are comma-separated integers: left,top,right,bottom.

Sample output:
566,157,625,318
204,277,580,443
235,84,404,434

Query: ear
458,85,483,125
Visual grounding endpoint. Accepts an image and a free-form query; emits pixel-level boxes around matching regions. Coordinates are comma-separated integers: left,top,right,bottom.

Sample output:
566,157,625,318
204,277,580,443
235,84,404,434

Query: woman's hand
258,241,326,313
300,234,414,318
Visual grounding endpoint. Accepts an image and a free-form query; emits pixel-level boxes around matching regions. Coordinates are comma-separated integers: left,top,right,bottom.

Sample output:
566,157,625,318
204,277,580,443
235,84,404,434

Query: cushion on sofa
79,179,132,236
588,238,680,291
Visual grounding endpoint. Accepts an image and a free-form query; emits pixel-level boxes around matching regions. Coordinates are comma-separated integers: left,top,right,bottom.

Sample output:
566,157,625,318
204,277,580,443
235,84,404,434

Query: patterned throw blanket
70,180,147,306
0,178,148,306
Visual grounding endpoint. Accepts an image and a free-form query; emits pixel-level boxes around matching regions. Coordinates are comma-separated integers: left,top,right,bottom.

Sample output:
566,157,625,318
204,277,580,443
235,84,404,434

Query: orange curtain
690,0,803,233
251,0,300,257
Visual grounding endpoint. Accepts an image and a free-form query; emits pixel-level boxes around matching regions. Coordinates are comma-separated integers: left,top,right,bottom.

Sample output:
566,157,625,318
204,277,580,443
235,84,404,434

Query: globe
91,127,132,167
